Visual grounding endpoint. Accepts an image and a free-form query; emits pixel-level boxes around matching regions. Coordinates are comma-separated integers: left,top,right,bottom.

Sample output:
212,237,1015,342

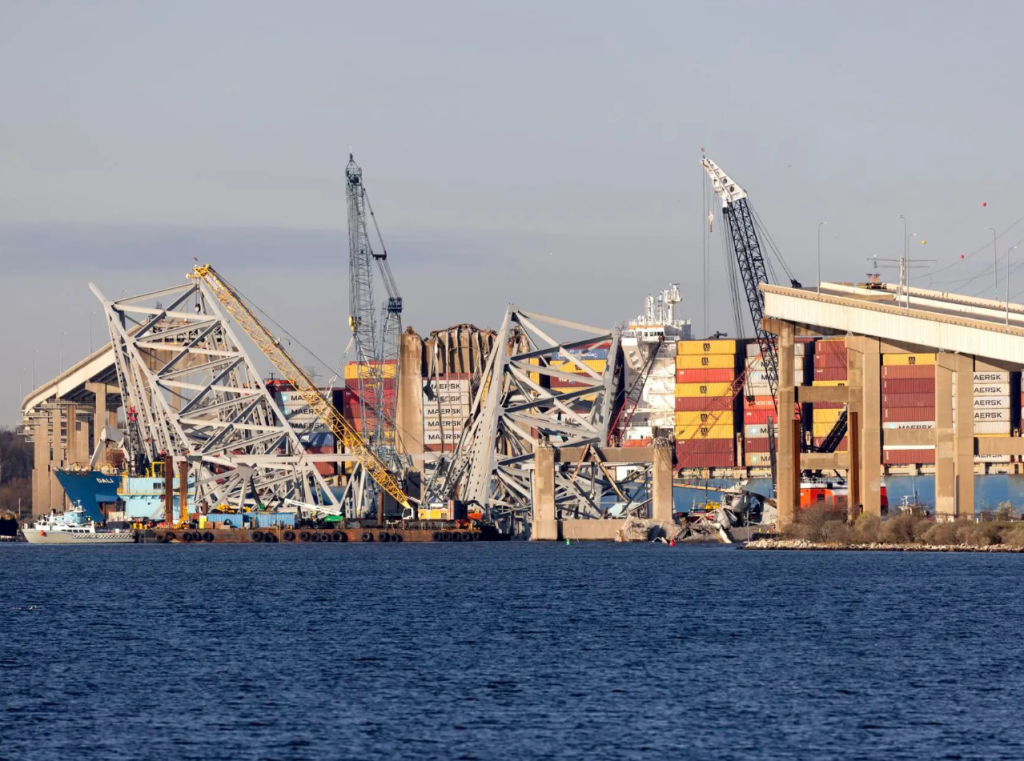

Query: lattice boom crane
701,156,780,407
189,264,411,509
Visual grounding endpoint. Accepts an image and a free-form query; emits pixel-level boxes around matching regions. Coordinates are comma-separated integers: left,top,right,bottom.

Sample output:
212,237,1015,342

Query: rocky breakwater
743,538,1024,552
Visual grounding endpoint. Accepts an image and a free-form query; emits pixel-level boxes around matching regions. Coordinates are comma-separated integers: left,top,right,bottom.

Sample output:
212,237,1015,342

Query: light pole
1006,245,1019,326
987,227,998,297
817,221,827,295
60,331,67,374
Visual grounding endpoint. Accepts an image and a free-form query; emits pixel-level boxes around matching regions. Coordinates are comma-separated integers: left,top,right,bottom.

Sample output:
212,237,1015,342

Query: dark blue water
3,544,1024,760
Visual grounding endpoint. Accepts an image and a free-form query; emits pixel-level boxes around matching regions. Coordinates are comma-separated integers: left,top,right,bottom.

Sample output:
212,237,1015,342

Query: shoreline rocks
742,538,1024,553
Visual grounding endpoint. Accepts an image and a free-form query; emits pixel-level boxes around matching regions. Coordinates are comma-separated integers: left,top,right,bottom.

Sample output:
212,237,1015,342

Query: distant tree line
0,427,32,518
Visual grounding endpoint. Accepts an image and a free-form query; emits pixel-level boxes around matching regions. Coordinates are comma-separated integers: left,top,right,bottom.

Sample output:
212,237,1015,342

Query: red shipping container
676,396,736,412
677,439,734,455
813,436,848,451
814,351,848,368
813,368,848,381
314,462,336,477
814,401,845,410
882,392,936,409
883,448,936,465
882,407,937,422
881,366,936,379
882,378,935,394
676,368,736,383
745,437,772,453
743,408,775,424
744,395,776,409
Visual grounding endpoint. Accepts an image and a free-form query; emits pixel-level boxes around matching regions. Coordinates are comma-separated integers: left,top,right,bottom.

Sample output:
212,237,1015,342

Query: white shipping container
972,396,1010,409
744,424,778,437
423,379,470,392
424,418,466,430
974,409,1010,423
424,430,462,444
882,421,935,430
974,421,1012,434
746,342,812,357
972,372,1009,383
974,382,1010,395
976,454,1012,463
421,395,468,407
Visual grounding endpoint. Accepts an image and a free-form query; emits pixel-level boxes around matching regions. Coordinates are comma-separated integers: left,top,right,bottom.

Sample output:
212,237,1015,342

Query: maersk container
974,421,1012,434
973,396,1010,409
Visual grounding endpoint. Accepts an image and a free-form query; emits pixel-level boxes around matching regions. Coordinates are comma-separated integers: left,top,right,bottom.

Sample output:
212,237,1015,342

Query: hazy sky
4,0,1024,425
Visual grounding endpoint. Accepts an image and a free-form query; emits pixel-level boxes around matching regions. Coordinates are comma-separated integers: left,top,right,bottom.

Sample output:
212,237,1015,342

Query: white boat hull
22,529,135,545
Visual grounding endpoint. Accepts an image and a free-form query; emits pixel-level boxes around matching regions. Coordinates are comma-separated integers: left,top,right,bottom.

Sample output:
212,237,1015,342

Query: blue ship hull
54,470,120,523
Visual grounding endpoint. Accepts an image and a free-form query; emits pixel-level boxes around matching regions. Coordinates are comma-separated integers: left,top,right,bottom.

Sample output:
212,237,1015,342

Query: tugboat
21,503,135,545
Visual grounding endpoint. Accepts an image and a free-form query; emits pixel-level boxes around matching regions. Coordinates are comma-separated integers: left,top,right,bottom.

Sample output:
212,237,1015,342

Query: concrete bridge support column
848,337,882,518
48,407,65,512
954,354,975,519
32,417,50,518
396,329,425,456
776,321,798,530
67,404,90,466
531,441,558,541
86,382,108,450
651,437,674,523
935,355,956,520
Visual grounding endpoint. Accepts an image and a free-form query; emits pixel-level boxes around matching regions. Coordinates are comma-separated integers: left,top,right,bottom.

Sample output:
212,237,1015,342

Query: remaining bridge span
763,281,1024,528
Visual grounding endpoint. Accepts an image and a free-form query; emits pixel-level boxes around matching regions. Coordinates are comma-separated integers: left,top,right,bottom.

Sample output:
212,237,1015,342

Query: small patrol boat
21,503,135,545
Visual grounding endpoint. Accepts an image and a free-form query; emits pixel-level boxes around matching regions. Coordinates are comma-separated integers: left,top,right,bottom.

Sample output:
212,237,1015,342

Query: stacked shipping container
881,353,936,465
741,339,813,467
811,337,847,451
955,368,1013,464
343,360,397,436
422,374,472,452
675,339,739,468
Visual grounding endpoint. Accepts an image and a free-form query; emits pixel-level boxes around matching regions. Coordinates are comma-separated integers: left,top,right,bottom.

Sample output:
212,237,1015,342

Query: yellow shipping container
675,354,736,370
675,410,734,427
675,382,734,398
813,409,843,423
344,363,397,380
550,358,607,373
812,422,839,437
812,380,847,387
674,423,735,440
677,339,738,356
882,353,936,367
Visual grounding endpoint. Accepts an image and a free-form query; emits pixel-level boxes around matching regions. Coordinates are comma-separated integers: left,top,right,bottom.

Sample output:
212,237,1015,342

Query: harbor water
2,543,1023,759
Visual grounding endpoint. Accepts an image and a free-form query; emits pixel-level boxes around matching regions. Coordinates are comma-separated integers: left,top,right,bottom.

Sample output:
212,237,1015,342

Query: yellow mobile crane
188,264,411,510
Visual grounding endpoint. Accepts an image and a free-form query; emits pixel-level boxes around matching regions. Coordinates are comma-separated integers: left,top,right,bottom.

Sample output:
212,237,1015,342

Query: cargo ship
619,284,693,446
54,467,121,523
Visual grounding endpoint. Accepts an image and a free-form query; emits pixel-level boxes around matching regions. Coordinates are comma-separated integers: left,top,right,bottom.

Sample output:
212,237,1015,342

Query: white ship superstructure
620,285,693,442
